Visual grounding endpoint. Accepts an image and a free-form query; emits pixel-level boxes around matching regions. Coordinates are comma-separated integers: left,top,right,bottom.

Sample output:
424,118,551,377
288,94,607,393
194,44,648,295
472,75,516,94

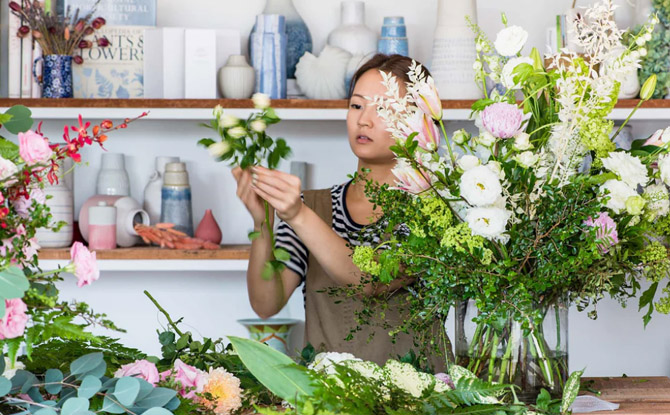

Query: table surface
581,377,670,414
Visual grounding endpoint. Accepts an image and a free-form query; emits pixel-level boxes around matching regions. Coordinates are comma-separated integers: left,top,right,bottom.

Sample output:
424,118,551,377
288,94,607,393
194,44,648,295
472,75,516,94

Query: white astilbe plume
370,70,411,143
570,0,622,63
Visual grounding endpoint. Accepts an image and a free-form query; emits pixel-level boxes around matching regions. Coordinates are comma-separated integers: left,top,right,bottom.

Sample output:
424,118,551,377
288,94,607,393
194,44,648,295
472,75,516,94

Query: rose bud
97,36,110,47
74,19,85,33
84,26,94,35
9,1,21,12
78,39,92,49
17,25,30,38
91,17,106,29
73,55,84,65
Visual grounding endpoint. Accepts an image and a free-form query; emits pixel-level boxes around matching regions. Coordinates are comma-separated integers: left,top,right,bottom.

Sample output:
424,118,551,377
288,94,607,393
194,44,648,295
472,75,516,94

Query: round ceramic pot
237,318,301,355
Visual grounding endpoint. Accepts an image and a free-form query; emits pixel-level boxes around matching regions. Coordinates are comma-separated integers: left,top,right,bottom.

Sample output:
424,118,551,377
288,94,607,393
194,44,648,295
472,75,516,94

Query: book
184,29,217,99
8,1,22,98
143,27,185,99
73,25,146,98
59,0,156,26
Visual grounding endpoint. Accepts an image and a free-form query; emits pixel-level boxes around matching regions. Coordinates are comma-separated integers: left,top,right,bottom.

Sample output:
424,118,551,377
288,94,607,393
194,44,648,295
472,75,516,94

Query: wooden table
581,377,670,414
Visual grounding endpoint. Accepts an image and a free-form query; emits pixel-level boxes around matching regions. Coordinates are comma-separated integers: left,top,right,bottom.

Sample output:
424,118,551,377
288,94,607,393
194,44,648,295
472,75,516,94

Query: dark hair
348,53,432,99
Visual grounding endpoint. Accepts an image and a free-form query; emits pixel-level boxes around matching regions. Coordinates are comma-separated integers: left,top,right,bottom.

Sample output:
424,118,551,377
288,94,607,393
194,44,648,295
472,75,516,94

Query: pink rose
18,130,52,166
166,359,207,399
481,102,524,139
584,212,619,254
401,111,441,151
0,299,29,340
69,242,99,287
114,360,160,386
11,188,46,219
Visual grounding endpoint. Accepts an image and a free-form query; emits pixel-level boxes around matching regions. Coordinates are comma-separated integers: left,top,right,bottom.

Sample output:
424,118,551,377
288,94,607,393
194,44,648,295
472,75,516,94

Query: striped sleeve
274,219,309,284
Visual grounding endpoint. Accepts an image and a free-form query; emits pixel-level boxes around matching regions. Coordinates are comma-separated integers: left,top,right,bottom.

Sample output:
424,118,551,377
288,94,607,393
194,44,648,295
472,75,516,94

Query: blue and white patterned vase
40,55,73,98
250,14,288,99
378,17,409,57
261,0,312,79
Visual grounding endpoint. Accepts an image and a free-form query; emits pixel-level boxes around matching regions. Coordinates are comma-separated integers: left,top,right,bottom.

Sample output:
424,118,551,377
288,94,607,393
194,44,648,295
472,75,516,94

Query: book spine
21,33,33,98
31,41,43,98
8,4,21,98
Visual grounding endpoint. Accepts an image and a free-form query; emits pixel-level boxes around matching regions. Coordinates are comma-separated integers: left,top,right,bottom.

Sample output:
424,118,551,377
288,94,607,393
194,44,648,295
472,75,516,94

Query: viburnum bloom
494,25,529,56
400,110,440,151
481,102,524,139
114,360,160,386
644,127,670,147
584,212,619,253
465,207,511,241
600,179,637,214
69,242,100,287
412,79,442,120
0,156,18,183
643,183,670,219
392,160,432,194
0,298,29,340
18,130,52,166
162,359,208,399
459,165,503,206
601,152,649,189
199,367,242,415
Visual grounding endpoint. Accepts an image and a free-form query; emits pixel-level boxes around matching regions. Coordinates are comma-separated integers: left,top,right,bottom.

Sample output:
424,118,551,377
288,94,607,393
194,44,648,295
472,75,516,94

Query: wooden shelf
580,376,670,414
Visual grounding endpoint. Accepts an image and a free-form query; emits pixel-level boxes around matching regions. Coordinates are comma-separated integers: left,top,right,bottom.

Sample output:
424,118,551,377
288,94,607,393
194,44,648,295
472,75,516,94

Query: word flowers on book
348,0,670,398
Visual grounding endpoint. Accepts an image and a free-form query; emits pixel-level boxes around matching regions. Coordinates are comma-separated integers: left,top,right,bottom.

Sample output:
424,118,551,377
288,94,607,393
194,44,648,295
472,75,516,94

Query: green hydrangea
656,287,670,314
656,213,670,237
640,241,670,282
420,196,453,232
580,118,615,158
441,222,487,258
352,246,381,277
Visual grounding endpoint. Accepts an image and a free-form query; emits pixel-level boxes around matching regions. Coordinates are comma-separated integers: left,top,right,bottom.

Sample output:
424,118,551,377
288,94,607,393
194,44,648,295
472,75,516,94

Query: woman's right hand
232,167,269,226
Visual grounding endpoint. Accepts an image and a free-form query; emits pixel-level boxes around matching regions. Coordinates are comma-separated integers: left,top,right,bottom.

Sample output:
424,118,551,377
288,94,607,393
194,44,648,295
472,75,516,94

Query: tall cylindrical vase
250,14,288,99
161,162,193,236
430,0,482,99
262,0,312,80
144,156,180,225
35,159,74,248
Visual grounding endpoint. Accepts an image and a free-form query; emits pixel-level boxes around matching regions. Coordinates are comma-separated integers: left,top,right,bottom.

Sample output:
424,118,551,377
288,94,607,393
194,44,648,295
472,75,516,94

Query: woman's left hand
251,165,304,222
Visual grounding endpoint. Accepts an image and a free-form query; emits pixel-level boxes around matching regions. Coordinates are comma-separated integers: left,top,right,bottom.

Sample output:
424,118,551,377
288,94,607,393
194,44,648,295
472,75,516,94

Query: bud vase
195,209,222,244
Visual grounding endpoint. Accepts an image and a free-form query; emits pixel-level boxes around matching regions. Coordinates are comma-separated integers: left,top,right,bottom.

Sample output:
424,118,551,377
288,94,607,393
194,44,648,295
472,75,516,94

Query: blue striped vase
250,14,288,99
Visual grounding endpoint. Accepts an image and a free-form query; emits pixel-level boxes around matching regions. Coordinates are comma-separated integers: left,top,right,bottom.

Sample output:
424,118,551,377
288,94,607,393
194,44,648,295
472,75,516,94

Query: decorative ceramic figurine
328,1,377,56
237,318,301,355
295,45,352,99
79,195,150,247
378,16,409,56
144,156,180,225
96,153,130,196
219,55,256,99
250,14,288,99
161,162,194,236
195,209,222,245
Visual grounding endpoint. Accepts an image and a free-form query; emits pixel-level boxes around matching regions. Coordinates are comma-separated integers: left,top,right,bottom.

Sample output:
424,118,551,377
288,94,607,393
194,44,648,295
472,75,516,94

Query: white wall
43,0,670,378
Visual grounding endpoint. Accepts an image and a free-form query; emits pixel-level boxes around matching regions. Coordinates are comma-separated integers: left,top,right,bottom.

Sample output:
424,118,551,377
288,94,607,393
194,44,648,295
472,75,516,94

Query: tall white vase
35,159,74,248
144,156,179,225
328,1,377,56
430,0,482,99
96,153,130,196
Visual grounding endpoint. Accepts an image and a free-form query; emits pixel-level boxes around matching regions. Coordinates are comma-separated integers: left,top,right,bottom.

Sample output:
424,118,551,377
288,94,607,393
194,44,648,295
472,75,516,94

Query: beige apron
301,188,451,371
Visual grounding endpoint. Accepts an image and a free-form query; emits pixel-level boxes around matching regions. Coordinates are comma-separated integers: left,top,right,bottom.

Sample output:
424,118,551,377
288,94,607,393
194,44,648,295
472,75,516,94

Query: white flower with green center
515,151,540,168
460,165,503,206
601,152,649,189
600,179,637,214
465,207,511,241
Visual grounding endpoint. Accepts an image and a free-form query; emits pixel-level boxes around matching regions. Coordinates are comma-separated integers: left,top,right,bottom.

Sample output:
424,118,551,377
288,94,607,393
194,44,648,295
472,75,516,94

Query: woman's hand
250,165,303,222
232,167,267,226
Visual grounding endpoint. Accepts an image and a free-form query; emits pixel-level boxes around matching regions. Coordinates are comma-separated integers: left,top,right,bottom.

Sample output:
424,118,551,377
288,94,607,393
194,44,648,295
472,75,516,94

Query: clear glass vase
455,299,569,402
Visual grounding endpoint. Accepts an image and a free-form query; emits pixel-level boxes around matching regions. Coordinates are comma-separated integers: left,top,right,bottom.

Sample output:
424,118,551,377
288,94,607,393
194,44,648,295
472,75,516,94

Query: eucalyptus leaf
69,353,103,376
164,396,180,411
0,266,31,301
101,396,127,414
0,352,4,374
113,377,140,407
78,360,106,380
101,377,119,392
135,378,154,402
3,106,33,134
141,408,173,415
61,397,89,415
78,375,102,399
33,408,58,415
134,387,177,408
0,377,11,397
45,369,64,395
27,386,44,403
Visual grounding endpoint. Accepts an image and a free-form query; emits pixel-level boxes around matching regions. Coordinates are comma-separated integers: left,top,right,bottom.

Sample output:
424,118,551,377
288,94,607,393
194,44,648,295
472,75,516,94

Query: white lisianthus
213,104,224,119
0,156,19,182
2,357,24,379
309,352,361,375
600,179,638,214
207,141,231,158
228,126,247,139
457,155,481,171
459,165,503,206
600,152,649,188
465,207,511,241
221,114,239,128
494,25,529,56
659,154,670,186
486,161,505,180
383,360,434,398
252,93,271,109
643,183,670,219
250,119,267,133
501,57,533,89
514,151,539,168
477,131,497,147
513,132,533,151
452,129,471,145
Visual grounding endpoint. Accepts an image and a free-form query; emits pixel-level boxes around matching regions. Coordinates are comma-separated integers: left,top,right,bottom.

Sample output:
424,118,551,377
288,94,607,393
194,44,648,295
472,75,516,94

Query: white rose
2,357,24,379
486,161,505,180
601,152,649,189
250,119,267,133
221,114,239,128
465,207,511,240
501,57,533,89
252,93,271,109
228,126,247,139
514,151,539,168
460,165,503,206
452,129,471,145
659,154,670,186
600,179,638,214
0,156,18,182
207,141,230,158
477,131,497,147
309,352,361,375
457,155,481,171
494,25,529,56
513,132,533,151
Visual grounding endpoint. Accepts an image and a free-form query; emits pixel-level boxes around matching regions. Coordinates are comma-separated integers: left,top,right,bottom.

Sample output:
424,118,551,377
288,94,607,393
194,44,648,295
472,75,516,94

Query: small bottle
161,162,193,236
88,201,116,250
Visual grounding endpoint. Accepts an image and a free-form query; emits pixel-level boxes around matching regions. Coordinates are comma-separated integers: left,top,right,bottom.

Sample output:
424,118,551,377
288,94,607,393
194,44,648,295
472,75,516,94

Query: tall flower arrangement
346,0,670,397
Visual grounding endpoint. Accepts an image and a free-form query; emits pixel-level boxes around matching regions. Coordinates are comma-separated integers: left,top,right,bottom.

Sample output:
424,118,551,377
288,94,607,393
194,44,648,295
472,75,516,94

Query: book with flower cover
72,25,146,98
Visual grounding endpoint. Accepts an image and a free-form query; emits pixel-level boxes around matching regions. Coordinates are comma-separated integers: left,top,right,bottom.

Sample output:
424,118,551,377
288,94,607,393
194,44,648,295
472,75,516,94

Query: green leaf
639,282,658,328
0,113,13,124
113,377,140,407
34,408,58,415
135,379,155,402
158,332,175,346
228,336,315,404
101,396,127,414
0,352,4,375
198,138,215,148
61,397,89,415
248,231,261,241
0,266,31,301
134,387,177,408
0,377,11,397
45,369,64,395
0,138,19,160
273,248,290,262
142,408,173,415
164,396,180,411
176,333,190,350
78,375,101,399
560,370,584,414
261,261,274,280
81,360,106,379
69,353,103,376
3,106,33,134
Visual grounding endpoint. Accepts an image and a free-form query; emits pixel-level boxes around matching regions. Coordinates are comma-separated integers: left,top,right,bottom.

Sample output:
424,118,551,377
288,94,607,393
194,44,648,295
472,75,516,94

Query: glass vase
455,299,569,402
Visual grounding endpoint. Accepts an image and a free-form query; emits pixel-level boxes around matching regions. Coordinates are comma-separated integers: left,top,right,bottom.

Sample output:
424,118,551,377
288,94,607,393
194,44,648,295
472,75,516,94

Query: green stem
498,329,515,384
438,119,456,167
611,99,645,142
530,330,554,388
143,290,184,337
487,332,499,383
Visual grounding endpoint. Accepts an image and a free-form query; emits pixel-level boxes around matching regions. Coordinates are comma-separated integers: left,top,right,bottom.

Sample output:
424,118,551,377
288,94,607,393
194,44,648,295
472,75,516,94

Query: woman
232,54,449,368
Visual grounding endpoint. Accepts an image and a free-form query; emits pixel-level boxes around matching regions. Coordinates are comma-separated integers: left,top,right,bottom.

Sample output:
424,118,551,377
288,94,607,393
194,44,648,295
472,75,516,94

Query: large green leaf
113,377,140,407
228,336,315,404
0,138,19,160
3,106,33,134
69,353,103,376
560,370,583,414
0,266,30,304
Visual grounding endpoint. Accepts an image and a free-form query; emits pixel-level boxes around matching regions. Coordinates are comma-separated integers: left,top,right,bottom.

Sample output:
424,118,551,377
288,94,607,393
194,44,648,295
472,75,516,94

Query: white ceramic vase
430,0,482,99
328,1,377,56
219,55,256,99
35,159,74,248
96,153,130,196
143,156,179,225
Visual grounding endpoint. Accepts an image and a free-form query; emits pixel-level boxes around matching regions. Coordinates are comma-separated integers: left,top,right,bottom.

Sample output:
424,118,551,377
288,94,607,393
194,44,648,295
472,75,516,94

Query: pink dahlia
481,102,524,139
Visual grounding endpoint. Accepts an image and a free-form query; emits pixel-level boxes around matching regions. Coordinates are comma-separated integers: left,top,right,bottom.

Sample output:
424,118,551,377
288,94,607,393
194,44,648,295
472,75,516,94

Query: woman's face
346,69,399,165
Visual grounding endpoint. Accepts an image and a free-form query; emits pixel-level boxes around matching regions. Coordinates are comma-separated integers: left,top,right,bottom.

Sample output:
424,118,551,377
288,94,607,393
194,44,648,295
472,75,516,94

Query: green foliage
0,266,30,318
2,105,34,134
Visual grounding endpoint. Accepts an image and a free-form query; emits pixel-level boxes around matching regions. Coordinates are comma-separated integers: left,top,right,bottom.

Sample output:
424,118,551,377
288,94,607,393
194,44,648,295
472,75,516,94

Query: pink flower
69,242,99,287
163,359,208,399
584,212,619,254
644,128,670,147
22,238,40,260
481,102,524,139
401,111,440,151
18,130,53,166
11,188,46,219
114,360,160,386
0,156,18,183
0,299,29,340
413,80,442,120
392,159,432,194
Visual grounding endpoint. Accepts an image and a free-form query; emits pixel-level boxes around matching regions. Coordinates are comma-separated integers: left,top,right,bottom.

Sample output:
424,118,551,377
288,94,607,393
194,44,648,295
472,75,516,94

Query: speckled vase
261,0,313,79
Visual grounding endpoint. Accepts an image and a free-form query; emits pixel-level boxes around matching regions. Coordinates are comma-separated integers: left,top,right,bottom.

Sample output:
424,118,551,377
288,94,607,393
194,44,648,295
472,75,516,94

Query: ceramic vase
38,55,73,98
79,195,150,247
143,156,180,225
328,1,377,56
195,209,222,244
613,0,636,30
161,162,193,236
295,45,351,99
250,14,288,99
88,202,116,250
219,55,256,99
262,0,312,79
430,0,482,99
237,318,300,355
35,159,74,248
97,153,130,196
603,46,640,99
378,16,409,56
